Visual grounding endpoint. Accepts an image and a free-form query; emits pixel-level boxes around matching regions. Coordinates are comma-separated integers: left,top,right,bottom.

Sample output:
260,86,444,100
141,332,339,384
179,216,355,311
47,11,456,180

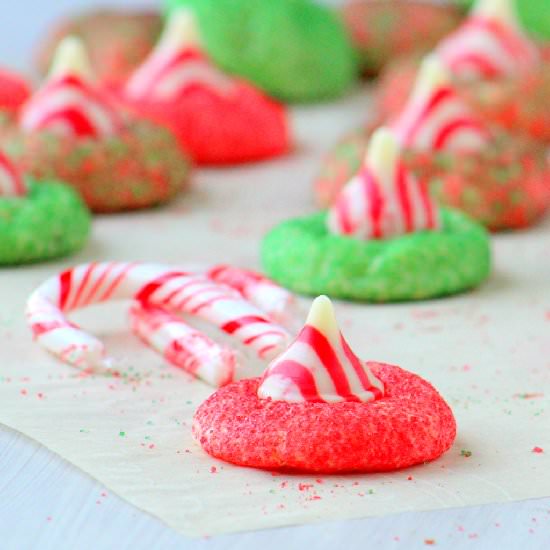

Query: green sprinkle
119,431,126,437
461,449,472,458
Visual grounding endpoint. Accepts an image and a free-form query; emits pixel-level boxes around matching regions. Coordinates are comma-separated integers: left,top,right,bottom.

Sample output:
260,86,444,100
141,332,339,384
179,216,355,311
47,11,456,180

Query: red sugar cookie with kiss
193,296,456,473
121,9,289,166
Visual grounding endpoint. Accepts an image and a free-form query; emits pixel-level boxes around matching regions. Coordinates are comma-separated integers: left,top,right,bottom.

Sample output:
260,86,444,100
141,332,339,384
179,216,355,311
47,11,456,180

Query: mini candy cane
206,265,295,323
0,150,26,197
26,261,290,370
129,302,237,387
436,0,538,81
258,296,384,404
20,37,121,139
392,55,490,153
125,9,234,101
327,127,440,240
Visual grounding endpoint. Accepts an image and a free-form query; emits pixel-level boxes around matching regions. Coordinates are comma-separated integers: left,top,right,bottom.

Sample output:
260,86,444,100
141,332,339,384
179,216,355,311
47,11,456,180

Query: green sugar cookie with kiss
263,128,491,303
164,0,358,102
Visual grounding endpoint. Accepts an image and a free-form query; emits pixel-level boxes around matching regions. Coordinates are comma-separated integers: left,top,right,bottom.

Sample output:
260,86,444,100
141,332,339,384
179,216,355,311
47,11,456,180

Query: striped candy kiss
26,262,290,373
327,127,440,240
125,9,235,101
436,0,538,81
258,295,384,403
392,55,490,153
20,36,121,139
0,150,26,197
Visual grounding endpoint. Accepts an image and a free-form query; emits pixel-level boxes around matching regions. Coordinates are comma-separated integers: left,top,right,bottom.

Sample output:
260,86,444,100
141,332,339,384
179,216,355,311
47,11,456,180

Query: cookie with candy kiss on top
1,37,191,213
119,9,290,166
26,261,294,388
314,56,550,231
265,127,491,302
193,295,457,473
164,0,357,103
35,10,163,88
0,149,90,265
375,0,550,144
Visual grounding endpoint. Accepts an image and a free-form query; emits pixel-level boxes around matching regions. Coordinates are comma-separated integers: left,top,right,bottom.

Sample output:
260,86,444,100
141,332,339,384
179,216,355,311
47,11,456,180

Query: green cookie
457,0,550,40
262,209,491,302
0,180,91,265
164,0,358,102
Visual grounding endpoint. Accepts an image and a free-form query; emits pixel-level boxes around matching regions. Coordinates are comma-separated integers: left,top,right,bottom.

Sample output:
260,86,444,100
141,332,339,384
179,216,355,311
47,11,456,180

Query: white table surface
2,1,550,548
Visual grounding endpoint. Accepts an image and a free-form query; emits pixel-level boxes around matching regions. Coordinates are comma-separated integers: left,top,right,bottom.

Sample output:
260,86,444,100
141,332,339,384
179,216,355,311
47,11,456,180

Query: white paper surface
1,90,550,537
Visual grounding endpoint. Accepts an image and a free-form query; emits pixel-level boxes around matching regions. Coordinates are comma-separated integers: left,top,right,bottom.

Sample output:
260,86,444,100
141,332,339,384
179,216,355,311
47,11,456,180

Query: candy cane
125,9,234,101
26,262,290,370
20,37,121,139
206,265,295,323
392,56,489,153
327,127,440,240
129,302,238,387
436,0,538,80
258,296,384,403
0,150,26,197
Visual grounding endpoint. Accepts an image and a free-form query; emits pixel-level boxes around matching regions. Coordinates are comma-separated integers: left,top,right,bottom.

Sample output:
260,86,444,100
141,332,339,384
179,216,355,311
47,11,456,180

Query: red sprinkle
532,447,544,454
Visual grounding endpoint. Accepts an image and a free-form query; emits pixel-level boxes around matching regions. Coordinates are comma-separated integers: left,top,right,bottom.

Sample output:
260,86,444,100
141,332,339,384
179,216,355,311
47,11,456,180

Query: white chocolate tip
412,55,452,103
473,0,519,29
305,295,340,340
365,127,399,176
159,8,201,51
49,36,93,80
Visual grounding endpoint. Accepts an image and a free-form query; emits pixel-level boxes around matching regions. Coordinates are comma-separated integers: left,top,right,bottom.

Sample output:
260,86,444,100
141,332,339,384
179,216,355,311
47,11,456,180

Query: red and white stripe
206,265,295,323
327,127,440,240
125,10,234,101
20,37,120,139
436,0,538,80
129,302,237,387
0,150,26,197
392,56,489,153
26,262,290,372
258,296,384,403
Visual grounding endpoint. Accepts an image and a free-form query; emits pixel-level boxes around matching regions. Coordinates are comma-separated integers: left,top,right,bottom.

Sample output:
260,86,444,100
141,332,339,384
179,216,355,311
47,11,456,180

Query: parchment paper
1,91,550,537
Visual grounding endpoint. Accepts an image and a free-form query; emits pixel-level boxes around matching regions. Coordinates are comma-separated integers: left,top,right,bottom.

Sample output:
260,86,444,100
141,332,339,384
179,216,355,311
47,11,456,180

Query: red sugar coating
122,82,290,166
193,363,456,473
0,68,31,114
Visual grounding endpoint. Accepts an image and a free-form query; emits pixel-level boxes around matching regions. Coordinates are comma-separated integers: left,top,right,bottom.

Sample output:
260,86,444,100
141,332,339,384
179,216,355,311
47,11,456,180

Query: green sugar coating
164,0,358,102
261,209,491,302
0,180,91,265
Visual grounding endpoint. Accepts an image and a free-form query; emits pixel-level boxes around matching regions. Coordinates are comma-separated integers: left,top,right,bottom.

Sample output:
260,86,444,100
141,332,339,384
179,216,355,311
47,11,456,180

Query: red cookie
120,11,290,166
193,364,456,473
0,68,31,115
124,82,290,166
